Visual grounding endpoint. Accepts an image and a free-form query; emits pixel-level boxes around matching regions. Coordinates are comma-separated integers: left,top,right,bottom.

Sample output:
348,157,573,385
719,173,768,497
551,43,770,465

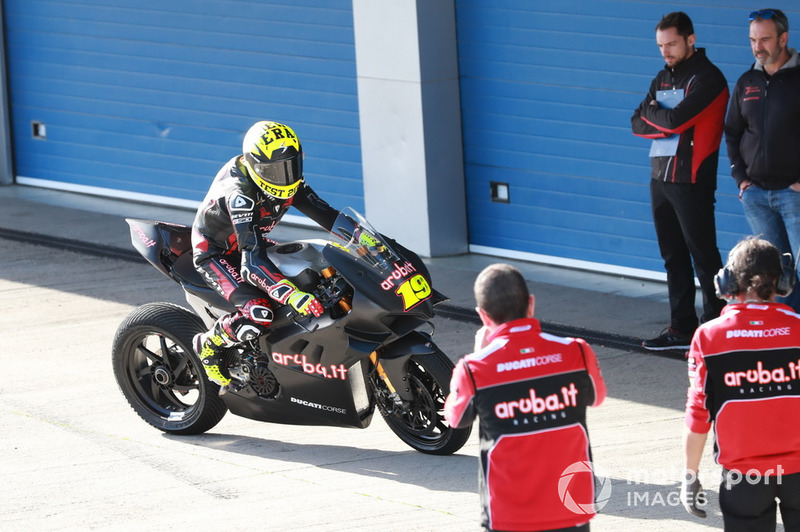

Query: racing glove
680,472,707,518
267,279,323,317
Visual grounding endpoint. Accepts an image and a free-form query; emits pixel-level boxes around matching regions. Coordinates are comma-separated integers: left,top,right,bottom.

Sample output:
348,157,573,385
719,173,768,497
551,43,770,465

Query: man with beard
725,8,800,313
632,11,729,351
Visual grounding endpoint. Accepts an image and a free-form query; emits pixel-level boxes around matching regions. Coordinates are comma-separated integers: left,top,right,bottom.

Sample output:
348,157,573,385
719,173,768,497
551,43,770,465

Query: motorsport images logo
558,461,613,514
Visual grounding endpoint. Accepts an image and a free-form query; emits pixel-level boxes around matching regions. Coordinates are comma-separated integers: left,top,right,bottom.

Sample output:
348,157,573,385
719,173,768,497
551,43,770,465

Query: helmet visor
251,157,302,186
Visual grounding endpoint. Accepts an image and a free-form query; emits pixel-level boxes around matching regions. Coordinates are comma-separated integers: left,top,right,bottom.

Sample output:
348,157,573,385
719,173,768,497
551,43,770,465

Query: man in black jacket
725,8,800,313
632,11,728,350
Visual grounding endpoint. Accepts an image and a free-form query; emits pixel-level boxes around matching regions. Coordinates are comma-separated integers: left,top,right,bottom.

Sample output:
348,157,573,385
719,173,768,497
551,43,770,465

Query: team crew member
444,264,606,532
192,120,343,391
631,11,728,351
725,8,800,313
682,237,800,529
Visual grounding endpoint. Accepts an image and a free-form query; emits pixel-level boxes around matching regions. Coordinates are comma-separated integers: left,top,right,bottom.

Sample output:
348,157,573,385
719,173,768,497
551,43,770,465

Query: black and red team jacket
444,318,606,532
686,302,800,475
631,48,729,186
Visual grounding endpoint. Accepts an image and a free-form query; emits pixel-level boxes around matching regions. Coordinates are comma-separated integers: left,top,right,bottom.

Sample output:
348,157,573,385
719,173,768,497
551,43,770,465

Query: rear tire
112,302,227,435
373,350,471,455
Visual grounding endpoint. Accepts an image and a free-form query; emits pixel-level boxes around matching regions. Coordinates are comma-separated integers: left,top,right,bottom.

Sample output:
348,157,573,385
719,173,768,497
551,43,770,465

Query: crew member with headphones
681,236,800,530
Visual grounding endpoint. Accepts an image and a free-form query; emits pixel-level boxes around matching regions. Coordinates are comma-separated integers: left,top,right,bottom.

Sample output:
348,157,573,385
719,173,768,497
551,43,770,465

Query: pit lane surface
0,238,746,531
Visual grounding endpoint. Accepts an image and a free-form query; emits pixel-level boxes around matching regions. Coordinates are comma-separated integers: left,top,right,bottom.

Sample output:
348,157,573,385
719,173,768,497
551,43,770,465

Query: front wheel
112,302,228,435
372,350,472,455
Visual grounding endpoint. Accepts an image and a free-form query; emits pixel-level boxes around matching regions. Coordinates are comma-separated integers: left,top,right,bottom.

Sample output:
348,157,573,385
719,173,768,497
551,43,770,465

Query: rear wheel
112,302,227,434
372,350,471,455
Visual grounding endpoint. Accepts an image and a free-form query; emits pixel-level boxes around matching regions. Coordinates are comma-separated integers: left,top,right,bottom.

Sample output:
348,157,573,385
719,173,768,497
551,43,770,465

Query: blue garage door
455,0,795,275
3,0,363,210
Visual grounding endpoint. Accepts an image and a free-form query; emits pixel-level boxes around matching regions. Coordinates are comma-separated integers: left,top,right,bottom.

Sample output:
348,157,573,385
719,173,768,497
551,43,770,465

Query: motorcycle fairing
221,356,375,428
126,218,192,279
374,331,440,403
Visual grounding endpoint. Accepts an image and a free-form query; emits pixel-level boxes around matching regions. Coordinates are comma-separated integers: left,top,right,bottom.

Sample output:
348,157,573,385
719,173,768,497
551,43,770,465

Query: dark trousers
650,180,726,332
719,469,800,531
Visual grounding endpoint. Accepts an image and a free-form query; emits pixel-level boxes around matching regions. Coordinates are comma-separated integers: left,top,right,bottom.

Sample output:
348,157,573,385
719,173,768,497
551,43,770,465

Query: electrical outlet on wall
32,121,46,139
490,181,509,203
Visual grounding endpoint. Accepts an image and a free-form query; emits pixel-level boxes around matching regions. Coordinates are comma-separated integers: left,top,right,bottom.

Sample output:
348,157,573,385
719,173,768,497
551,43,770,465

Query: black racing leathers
192,155,339,307
632,48,729,186
725,51,800,190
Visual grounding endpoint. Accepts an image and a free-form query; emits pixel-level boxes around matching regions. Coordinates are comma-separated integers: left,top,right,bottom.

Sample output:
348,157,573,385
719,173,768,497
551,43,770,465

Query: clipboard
649,89,684,157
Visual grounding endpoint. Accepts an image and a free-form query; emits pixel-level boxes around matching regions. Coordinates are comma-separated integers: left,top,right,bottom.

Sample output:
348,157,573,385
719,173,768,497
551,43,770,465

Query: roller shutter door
3,0,363,210
455,0,762,274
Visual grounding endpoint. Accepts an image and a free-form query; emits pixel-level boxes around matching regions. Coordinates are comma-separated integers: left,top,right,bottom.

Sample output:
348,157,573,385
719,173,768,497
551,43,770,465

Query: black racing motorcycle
112,208,471,455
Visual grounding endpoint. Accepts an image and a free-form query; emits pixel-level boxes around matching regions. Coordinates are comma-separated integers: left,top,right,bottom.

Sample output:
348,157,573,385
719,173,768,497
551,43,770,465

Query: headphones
714,252,795,300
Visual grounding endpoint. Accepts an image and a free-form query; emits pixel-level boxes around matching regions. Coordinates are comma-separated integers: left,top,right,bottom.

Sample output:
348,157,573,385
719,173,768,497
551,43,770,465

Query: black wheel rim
379,359,450,446
124,331,201,419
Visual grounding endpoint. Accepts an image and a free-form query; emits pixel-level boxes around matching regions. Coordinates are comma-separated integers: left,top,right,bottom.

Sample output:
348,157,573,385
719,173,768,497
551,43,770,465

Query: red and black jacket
686,302,800,475
445,318,606,531
632,48,729,186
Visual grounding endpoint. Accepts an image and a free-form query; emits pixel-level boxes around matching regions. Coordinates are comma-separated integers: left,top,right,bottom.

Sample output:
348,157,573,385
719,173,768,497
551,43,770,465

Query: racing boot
192,327,235,392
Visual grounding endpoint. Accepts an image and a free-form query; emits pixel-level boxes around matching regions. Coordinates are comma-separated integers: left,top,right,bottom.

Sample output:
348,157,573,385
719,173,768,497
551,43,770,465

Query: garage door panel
8,43,357,102
7,1,355,59
468,212,661,270
462,123,636,165
9,89,353,150
456,0,770,273
4,0,363,210
466,205,655,242
463,143,645,187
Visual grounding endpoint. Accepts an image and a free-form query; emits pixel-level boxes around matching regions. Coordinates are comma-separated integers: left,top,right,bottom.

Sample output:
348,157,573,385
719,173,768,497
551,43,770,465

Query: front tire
112,302,227,435
372,350,472,455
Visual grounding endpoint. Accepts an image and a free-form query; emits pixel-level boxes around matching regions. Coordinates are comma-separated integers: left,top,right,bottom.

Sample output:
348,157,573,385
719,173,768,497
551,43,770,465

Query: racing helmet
241,121,303,199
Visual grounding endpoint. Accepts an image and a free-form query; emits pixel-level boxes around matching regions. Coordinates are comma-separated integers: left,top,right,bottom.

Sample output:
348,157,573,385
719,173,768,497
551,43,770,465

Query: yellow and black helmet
241,121,303,199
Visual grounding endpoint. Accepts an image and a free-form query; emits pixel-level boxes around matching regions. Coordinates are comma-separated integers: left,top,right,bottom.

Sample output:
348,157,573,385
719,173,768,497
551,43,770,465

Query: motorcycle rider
191,120,343,392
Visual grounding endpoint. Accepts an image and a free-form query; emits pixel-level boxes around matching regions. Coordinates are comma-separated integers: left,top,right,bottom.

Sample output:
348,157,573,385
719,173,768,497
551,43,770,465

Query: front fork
369,330,440,413
370,351,408,414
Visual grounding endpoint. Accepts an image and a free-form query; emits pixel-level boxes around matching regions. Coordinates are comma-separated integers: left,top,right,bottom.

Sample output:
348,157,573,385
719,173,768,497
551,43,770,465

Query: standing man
681,237,800,529
632,11,729,351
444,263,606,532
725,8,800,313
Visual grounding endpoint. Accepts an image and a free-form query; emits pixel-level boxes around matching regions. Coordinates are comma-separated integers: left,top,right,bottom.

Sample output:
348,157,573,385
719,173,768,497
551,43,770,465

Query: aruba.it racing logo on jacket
723,358,800,388
494,382,579,419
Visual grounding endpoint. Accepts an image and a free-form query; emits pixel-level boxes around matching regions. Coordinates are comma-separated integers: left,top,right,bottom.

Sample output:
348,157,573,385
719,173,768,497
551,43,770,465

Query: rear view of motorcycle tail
112,208,471,455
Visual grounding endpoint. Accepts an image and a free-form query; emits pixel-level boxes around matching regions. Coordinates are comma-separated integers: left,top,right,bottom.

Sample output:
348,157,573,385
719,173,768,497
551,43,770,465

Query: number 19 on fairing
395,274,432,310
